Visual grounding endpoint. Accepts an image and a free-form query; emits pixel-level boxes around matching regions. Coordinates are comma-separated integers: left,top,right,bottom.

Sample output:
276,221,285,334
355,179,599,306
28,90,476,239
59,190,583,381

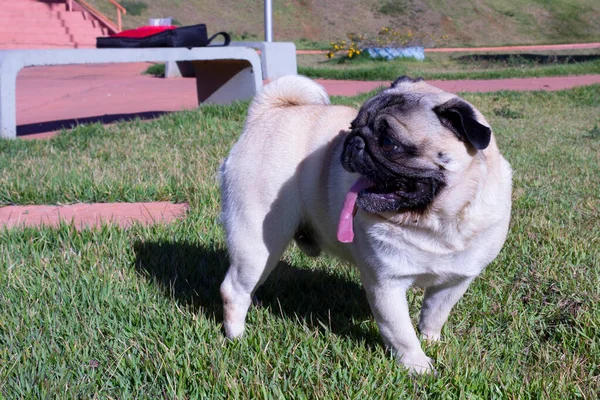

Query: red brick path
0,202,189,230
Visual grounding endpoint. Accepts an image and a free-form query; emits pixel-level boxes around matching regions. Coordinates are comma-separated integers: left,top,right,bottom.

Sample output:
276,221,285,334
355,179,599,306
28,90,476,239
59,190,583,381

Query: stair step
0,30,68,39
66,29,108,36
3,12,95,22
0,23,64,31
2,37,71,45
0,19,97,29
1,12,59,19
4,1,67,7
1,33,98,43
0,5,114,49
1,4,59,12
1,39,97,47
0,26,107,38
0,43,95,50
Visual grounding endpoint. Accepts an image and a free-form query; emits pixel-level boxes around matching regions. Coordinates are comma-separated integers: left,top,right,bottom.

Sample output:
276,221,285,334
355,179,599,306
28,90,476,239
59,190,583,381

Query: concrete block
231,41,298,80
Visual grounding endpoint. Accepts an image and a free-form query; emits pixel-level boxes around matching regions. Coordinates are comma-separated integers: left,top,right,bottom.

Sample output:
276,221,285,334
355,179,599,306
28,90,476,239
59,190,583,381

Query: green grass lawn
298,50,600,81
1,86,599,398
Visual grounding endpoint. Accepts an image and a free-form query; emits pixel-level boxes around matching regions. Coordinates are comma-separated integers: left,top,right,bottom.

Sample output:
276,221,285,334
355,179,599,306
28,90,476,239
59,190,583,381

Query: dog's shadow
133,240,379,345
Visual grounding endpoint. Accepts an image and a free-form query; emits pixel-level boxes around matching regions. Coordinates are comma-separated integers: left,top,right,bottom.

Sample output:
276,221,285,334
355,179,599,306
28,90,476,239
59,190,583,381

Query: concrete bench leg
165,61,195,78
193,59,257,104
0,68,18,139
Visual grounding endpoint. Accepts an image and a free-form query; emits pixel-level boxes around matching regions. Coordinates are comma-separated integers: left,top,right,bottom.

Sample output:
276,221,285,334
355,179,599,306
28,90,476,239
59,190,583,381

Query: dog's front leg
418,277,474,341
362,277,433,374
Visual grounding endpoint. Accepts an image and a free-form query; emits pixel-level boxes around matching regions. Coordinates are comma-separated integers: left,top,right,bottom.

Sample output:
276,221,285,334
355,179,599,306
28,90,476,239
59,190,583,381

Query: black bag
96,24,231,49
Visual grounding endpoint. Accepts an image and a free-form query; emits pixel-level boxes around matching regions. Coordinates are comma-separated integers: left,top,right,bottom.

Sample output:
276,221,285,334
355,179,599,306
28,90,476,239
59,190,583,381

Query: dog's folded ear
433,98,491,150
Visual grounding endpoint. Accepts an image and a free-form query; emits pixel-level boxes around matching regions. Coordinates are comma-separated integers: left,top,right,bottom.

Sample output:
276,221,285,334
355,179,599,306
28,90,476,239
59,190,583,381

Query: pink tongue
337,177,373,243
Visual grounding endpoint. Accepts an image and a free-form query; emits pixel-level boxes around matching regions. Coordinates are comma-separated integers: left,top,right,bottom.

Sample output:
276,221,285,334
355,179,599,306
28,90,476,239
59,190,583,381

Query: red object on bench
110,26,177,38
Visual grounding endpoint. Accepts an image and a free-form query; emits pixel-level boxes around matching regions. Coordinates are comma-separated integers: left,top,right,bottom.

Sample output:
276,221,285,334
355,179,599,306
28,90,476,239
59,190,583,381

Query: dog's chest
352,219,488,282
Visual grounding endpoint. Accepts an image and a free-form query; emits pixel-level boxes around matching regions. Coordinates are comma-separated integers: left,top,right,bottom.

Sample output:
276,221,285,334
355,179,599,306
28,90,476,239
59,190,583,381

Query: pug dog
219,75,512,374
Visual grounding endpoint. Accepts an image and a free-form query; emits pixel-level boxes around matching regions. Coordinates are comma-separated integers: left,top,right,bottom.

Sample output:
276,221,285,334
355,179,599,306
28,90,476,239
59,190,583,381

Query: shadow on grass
17,111,170,136
133,240,378,345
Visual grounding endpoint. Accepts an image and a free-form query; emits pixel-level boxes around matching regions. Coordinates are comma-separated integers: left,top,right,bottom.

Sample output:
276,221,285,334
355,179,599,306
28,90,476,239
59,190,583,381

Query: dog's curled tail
248,75,330,118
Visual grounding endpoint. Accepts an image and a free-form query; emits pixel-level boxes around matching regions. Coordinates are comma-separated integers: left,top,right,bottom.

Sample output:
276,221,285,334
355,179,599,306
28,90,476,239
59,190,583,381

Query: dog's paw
225,324,244,339
223,320,245,339
398,351,435,375
417,322,442,342
420,331,441,342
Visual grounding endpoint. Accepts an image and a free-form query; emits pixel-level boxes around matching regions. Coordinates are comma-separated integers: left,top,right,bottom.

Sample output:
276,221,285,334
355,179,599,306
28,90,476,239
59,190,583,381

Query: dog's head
341,76,492,214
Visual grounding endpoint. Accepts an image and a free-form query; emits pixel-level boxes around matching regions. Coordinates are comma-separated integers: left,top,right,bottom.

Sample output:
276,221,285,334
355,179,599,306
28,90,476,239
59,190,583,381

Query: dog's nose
348,135,365,154
341,134,368,173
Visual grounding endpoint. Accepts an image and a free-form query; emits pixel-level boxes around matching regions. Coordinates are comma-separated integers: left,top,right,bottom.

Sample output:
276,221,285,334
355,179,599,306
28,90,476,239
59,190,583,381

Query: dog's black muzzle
344,135,365,166
341,130,446,213
341,131,377,177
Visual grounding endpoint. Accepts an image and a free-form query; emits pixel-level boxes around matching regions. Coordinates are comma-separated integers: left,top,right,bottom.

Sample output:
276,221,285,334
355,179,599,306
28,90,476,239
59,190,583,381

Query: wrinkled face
341,76,492,214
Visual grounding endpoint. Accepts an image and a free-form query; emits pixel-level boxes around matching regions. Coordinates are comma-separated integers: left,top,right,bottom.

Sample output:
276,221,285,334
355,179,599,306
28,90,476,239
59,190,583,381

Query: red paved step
2,2,63,12
0,0,112,49
0,202,189,230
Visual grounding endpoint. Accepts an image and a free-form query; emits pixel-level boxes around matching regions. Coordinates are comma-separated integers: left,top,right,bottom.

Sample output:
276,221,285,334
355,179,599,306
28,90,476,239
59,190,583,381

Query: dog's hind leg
220,200,300,339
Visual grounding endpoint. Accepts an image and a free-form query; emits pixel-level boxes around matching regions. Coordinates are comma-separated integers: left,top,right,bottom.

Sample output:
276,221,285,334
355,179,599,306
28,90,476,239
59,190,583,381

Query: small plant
326,36,363,60
143,63,165,77
120,1,148,16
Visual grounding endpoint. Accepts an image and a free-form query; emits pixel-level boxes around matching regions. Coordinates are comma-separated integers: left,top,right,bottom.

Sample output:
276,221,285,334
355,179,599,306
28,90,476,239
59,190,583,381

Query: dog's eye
379,135,398,152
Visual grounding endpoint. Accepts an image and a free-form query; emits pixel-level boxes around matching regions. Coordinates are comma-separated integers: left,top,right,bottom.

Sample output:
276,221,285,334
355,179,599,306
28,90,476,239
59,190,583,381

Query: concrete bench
165,41,297,81
0,47,262,139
